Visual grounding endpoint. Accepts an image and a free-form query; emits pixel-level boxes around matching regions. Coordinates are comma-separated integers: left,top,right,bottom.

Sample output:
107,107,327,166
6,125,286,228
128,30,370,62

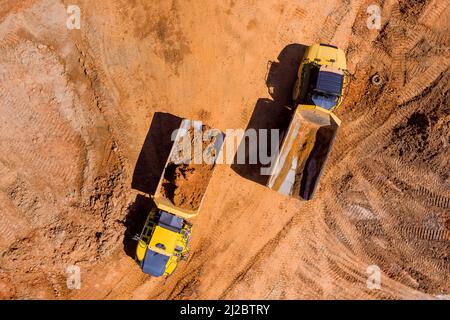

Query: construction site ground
0,0,448,299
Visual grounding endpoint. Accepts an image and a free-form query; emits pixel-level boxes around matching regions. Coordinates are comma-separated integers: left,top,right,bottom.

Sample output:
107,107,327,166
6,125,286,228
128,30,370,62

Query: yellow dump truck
267,43,348,200
136,119,224,276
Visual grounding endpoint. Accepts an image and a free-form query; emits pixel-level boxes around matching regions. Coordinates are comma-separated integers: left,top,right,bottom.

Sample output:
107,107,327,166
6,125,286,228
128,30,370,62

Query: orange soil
0,0,448,300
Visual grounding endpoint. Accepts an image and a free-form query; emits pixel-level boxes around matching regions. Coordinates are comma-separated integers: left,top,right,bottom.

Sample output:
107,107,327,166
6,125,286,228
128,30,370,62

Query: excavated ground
0,0,448,299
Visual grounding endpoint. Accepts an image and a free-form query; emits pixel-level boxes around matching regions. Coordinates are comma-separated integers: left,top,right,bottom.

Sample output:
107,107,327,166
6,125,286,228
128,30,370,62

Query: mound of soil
161,162,215,210
390,74,449,168
393,112,430,157
160,124,218,210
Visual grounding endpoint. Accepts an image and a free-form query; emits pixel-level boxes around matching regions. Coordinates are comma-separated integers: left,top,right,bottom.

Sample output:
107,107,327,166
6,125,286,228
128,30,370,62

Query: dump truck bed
267,105,340,200
153,119,224,218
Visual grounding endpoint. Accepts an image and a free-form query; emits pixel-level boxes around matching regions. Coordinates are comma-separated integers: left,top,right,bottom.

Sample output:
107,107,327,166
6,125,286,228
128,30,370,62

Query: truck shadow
231,43,307,185
131,112,182,195
123,194,155,258
123,112,182,258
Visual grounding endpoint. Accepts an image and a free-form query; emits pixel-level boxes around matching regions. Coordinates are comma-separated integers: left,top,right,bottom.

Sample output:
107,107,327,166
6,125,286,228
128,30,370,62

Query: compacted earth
0,0,448,299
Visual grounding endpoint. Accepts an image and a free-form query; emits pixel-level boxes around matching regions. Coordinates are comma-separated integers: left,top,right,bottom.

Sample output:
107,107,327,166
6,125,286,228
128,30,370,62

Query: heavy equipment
135,208,192,276
267,43,348,200
135,119,224,276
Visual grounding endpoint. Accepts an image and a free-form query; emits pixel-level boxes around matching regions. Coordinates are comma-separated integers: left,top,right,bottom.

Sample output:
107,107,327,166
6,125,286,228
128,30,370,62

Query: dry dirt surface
0,0,449,299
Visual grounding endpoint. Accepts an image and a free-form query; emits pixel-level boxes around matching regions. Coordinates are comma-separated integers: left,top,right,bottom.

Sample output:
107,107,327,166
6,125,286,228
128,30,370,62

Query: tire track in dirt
218,214,297,299
0,43,86,190
399,225,449,242
275,2,309,44
0,193,31,250
316,0,351,43
220,199,320,299
415,187,450,209
418,0,450,28
355,159,449,287
332,158,447,294
369,156,449,215
77,0,144,175
390,0,450,103
103,263,149,299
399,22,450,104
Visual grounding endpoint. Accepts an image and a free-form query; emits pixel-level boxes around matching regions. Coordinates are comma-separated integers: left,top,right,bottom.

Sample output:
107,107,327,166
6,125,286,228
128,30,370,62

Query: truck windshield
306,66,343,110
310,92,339,110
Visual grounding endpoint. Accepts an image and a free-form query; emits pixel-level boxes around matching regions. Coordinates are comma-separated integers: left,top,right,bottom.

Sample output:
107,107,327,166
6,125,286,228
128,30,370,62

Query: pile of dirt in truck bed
161,162,215,211
160,125,218,210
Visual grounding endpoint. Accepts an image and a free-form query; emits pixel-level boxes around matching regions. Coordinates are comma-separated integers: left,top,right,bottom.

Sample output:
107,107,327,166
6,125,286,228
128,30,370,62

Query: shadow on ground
131,112,183,195
122,194,154,257
231,43,307,185
123,112,182,258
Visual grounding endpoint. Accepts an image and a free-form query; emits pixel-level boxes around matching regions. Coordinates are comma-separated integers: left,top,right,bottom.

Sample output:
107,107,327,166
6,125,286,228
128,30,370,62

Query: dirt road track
0,0,448,299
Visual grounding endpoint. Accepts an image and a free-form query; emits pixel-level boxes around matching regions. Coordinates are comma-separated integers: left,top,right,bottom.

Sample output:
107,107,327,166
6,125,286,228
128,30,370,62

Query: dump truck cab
293,43,347,112
136,208,191,277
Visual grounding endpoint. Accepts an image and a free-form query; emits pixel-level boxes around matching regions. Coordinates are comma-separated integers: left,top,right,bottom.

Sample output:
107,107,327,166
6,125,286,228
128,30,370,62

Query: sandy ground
0,0,449,299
